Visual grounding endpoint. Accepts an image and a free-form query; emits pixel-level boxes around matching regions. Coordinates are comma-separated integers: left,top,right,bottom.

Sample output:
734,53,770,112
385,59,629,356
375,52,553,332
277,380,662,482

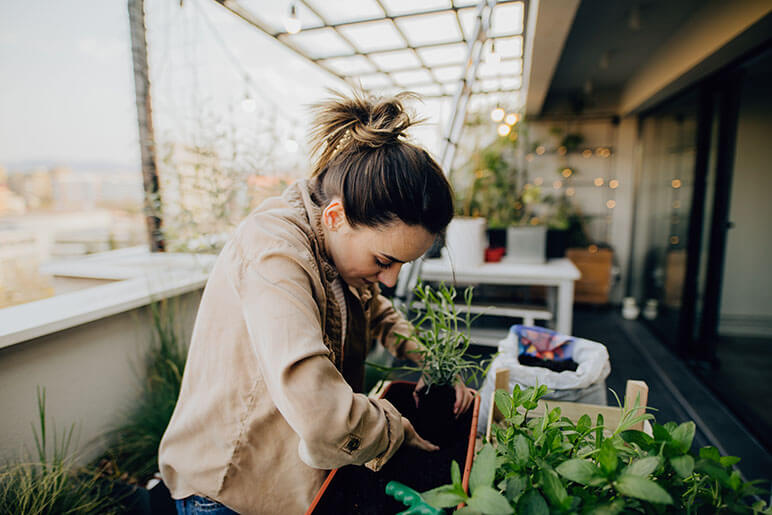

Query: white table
418,258,582,335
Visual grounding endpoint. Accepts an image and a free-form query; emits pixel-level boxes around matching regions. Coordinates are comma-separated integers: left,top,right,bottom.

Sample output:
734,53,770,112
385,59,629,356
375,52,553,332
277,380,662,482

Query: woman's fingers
401,417,439,452
413,377,426,408
454,382,475,418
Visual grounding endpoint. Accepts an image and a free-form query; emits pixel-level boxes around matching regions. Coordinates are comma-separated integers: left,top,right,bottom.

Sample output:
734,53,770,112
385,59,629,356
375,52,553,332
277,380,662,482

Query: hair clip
330,129,352,158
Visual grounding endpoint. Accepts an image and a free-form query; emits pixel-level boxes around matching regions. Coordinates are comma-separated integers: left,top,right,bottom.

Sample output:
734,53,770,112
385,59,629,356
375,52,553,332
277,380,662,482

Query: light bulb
505,113,518,125
284,3,301,34
497,124,511,137
490,107,505,122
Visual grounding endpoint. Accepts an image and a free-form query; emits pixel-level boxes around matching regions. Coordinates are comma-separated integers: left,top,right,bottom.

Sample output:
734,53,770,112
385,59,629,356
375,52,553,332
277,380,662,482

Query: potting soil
311,382,473,514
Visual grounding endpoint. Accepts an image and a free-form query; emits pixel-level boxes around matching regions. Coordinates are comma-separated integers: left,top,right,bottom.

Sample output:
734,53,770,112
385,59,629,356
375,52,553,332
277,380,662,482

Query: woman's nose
377,263,402,287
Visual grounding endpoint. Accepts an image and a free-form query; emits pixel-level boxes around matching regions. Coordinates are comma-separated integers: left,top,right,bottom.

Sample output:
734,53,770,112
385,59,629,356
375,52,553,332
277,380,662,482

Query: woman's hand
401,416,439,452
413,376,475,419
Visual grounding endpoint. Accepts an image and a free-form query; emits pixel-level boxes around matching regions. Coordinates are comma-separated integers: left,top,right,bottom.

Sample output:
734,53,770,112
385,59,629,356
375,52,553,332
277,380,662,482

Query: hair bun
309,90,424,175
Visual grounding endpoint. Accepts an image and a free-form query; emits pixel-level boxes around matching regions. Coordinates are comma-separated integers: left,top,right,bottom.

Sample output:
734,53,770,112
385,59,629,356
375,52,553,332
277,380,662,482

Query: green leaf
596,413,604,448
470,444,497,494
577,414,591,434
670,455,695,479
504,475,526,503
513,434,530,467
729,470,742,492
556,459,599,486
720,455,741,468
540,469,568,507
670,421,696,452
620,430,654,451
614,476,673,505
495,390,513,419
598,439,618,476
422,484,468,508
467,485,514,515
695,458,731,486
624,456,660,477
652,424,671,442
451,460,462,489
517,489,549,515
699,446,720,463
590,500,626,514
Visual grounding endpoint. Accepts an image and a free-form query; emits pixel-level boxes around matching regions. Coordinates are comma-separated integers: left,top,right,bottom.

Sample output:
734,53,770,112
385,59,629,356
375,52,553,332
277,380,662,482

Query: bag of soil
477,325,611,434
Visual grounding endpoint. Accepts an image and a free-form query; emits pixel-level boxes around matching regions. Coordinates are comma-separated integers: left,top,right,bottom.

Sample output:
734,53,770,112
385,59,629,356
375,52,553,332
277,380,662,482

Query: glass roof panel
241,0,323,34
391,69,434,86
381,0,451,17
284,28,352,59
502,57,523,75
451,0,479,7
305,0,384,25
369,49,421,71
480,78,500,92
443,83,457,96
395,12,462,47
337,20,405,53
457,7,477,41
356,73,393,90
490,2,524,37
408,84,444,97
494,35,523,58
432,64,463,82
500,76,522,90
323,55,377,76
417,43,467,66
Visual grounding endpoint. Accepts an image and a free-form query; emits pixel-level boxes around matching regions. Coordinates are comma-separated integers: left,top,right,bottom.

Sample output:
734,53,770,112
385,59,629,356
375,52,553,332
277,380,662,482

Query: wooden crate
566,248,614,305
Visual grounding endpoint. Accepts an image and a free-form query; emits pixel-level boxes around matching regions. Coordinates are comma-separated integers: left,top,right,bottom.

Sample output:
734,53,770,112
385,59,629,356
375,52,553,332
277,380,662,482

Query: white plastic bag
477,329,611,434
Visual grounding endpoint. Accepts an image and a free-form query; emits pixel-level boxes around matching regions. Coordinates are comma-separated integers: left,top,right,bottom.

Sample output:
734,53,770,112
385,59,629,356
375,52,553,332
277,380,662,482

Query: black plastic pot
546,229,569,259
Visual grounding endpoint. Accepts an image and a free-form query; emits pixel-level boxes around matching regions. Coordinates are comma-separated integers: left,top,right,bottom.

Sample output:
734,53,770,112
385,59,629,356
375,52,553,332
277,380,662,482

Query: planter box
505,226,547,264
307,381,480,515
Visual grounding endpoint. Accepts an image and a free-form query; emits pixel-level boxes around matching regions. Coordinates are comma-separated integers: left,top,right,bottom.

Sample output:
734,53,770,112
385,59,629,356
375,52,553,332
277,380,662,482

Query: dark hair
309,90,454,235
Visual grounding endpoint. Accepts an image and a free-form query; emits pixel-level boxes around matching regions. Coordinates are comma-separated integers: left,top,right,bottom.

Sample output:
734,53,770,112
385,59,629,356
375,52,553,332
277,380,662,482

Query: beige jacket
158,179,413,514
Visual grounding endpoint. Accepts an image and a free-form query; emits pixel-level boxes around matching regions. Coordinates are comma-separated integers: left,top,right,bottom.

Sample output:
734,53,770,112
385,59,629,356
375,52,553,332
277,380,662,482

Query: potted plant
308,283,488,514
413,384,770,514
398,283,492,447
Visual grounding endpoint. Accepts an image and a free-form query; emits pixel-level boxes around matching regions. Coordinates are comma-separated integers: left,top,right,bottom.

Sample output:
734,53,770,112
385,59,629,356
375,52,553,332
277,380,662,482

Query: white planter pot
505,225,547,264
443,217,487,268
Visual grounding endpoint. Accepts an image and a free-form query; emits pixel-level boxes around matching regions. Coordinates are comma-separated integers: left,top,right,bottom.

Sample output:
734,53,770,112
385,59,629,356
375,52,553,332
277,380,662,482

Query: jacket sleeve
227,238,404,471
369,291,415,360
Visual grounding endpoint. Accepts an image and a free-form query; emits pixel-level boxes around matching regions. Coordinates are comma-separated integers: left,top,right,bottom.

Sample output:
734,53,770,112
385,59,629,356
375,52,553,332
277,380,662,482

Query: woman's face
322,199,435,289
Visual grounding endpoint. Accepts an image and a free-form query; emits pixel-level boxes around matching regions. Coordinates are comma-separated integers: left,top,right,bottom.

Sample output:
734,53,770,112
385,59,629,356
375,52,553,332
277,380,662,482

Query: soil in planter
518,354,578,372
311,382,473,515
414,383,456,448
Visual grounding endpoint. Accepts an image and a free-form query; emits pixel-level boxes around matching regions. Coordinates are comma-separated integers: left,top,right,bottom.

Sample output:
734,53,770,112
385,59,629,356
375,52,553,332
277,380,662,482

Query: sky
0,0,450,172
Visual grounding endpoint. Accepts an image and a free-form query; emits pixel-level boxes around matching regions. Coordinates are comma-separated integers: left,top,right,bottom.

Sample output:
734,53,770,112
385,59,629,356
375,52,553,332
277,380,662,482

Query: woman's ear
323,199,346,231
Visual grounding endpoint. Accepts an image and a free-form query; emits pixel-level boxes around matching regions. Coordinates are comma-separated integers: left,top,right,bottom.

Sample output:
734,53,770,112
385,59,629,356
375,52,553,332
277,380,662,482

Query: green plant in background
0,388,120,514
392,283,491,391
99,299,187,484
418,385,770,514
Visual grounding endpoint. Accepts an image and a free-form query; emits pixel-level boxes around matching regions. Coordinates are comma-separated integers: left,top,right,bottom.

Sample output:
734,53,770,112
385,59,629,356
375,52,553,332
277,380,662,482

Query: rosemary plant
396,283,490,391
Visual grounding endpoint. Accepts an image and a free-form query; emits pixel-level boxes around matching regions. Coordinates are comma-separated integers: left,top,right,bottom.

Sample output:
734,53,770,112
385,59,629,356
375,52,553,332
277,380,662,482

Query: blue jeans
175,495,238,514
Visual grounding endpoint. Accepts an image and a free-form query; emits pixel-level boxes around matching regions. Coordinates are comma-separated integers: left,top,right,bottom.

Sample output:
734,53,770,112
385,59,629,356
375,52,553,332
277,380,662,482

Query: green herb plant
392,283,491,391
419,385,770,514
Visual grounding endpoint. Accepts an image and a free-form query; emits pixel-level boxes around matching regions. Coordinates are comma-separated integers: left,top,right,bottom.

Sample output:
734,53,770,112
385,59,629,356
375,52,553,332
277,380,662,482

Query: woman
159,91,474,514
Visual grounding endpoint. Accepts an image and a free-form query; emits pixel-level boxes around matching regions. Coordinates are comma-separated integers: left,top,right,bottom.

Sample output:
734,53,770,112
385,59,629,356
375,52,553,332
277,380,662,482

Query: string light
553,180,563,189
534,177,543,186
609,179,619,189
526,153,534,162
582,149,592,158
497,124,511,136
561,168,572,178
606,200,616,209
672,179,682,189
557,146,567,156
536,145,545,155
505,113,519,125
594,177,604,187
490,106,505,122
670,235,680,245
284,2,301,34
566,187,575,196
